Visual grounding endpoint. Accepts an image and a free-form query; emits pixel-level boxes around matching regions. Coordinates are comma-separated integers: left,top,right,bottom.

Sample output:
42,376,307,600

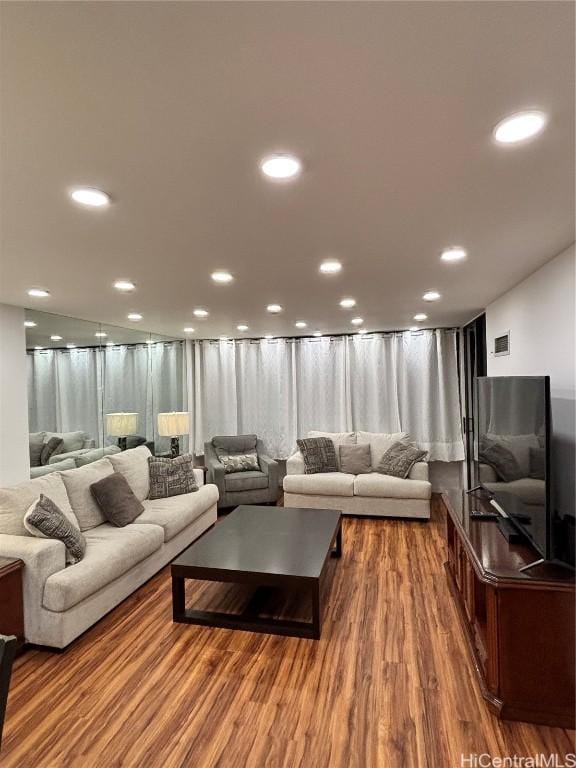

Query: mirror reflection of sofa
29,431,121,479
479,432,546,511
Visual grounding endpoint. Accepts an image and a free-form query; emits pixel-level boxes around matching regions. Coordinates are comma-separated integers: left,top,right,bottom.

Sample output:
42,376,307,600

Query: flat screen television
475,376,552,561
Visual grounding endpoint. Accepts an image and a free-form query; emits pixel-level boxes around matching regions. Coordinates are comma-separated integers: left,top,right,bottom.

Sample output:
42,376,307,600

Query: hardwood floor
2,497,574,768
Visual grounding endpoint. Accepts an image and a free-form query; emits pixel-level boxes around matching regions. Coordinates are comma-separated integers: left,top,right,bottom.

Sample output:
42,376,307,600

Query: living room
0,2,574,767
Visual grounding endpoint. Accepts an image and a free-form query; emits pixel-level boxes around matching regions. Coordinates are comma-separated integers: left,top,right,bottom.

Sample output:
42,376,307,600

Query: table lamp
157,412,189,458
106,412,139,451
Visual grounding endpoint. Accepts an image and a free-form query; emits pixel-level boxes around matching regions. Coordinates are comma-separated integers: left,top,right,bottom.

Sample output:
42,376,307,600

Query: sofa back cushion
61,458,115,531
45,430,87,454
212,434,258,454
75,445,122,467
356,431,409,467
29,431,46,467
0,473,78,536
108,445,152,501
307,431,356,469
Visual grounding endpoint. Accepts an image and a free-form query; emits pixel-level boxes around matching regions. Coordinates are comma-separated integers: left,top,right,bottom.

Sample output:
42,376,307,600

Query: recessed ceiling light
295,321,307,329
237,324,249,332
351,317,364,326
440,247,467,263
50,335,63,341
264,334,274,340
193,308,209,318
260,154,302,180
27,288,50,298
70,187,110,207
313,331,323,337
320,260,342,275
127,313,143,321
493,111,547,144
266,304,282,314
339,298,356,309
414,313,428,322
211,270,234,284
24,320,37,328
422,290,441,302
183,327,195,333
66,344,76,349
113,280,136,292
34,346,44,350
94,331,108,338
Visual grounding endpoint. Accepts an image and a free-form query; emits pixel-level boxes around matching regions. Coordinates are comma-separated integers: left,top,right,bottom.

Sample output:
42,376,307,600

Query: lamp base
170,437,180,458
118,436,128,452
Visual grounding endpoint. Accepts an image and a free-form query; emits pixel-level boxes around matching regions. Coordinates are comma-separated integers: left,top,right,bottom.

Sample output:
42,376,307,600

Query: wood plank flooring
2,497,574,768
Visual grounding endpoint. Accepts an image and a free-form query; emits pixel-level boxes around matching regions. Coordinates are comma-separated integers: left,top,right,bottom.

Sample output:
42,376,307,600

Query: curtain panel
190,329,464,462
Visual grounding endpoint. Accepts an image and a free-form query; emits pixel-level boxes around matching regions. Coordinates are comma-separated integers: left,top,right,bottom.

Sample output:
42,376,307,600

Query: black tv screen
475,376,551,560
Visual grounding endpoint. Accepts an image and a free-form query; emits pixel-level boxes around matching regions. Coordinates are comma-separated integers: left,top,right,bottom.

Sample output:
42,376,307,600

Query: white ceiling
1,2,574,339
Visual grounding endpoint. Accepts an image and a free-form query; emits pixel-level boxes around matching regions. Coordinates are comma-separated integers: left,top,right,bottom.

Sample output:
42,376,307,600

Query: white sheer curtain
27,348,104,446
191,329,464,461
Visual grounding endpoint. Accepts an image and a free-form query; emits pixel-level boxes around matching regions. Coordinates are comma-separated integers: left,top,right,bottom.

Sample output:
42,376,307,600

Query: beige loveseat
0,446,218,649
283,431,431,520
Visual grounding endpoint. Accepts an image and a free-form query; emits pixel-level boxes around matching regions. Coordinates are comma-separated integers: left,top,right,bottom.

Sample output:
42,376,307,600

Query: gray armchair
204,434,280,509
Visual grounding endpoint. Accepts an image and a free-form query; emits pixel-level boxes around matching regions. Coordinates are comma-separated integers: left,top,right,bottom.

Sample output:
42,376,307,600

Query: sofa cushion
212,434,258,454
90,473,144,527
135,484,219,541
45,430,87,454
356,431,409,467
339,443,372,474
24,494,86,565
0,472,78,536
225,470,269,492
308,431,356,469
60,458,115,531
353,473,431,500
75,445,122,467
30,458,76,478
108,445,151,501
283,472,355,497
42,523,164,612
483,478,545,507
29,432,46,467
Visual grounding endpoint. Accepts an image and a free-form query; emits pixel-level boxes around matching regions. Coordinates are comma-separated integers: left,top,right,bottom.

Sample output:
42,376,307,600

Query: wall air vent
494,331,510,357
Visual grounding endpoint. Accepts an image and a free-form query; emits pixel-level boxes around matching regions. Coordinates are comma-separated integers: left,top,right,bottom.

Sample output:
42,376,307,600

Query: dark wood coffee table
171,505,342,639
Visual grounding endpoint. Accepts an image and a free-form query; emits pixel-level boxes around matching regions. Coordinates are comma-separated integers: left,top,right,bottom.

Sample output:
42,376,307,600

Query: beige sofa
0,446,218,649
283,431,431,519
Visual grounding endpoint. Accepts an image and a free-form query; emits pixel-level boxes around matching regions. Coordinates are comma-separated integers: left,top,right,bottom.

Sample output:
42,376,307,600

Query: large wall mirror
25,310,187,478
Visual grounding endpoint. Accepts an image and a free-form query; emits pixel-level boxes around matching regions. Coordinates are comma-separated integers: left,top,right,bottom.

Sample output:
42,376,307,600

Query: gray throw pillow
339,443,371,474
40,436,64,466
24,494,86,565
297,437,338,474
90,472,144,527
148,454,198,500
479,438,523,482
215,450,260,474
376,441,428,479
29,433,45,468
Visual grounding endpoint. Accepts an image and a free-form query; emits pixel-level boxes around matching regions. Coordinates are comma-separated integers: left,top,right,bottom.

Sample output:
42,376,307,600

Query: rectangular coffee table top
172,505,341,580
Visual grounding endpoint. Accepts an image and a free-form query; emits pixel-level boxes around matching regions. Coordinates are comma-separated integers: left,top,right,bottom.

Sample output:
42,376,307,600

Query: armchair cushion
212,434,258,454
225,470,268,493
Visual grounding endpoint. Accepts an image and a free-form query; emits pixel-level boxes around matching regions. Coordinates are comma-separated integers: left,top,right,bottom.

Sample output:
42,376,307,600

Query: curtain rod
192,327,461,344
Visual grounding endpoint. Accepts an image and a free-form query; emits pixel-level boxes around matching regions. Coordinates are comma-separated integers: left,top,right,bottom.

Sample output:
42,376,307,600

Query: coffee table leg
331,523,342,558
311,580,322,639
172,575,185,622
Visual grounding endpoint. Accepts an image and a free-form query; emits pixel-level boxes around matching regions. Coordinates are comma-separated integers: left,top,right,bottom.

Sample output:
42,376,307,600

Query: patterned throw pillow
296,437,338,475
40,436,64,466
24,494,86,565
148,454,199,500
479,438,523,482
376,441,427,479
216,450,260,474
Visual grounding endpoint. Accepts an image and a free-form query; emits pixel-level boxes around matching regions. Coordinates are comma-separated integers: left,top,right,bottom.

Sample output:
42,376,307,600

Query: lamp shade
157,411,189,437
106,412,139,437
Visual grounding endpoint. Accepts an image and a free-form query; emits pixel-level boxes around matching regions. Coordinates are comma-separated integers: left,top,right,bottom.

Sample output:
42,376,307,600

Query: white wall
0,304,29,484
485,243,575,521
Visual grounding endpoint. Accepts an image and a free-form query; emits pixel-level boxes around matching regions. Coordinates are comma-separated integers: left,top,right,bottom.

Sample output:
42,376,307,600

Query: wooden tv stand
442,490,575,729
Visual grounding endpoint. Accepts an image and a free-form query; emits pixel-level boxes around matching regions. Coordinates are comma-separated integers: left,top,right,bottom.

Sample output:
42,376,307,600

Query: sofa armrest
48,448,89,465
0,534,66,641
286,451,305,475
259,453,279,489
204,442,225,496
193,468,205,487
408,462,429,482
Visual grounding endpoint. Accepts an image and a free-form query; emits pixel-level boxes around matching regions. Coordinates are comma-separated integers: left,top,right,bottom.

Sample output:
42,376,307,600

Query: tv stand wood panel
442,491,575,729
